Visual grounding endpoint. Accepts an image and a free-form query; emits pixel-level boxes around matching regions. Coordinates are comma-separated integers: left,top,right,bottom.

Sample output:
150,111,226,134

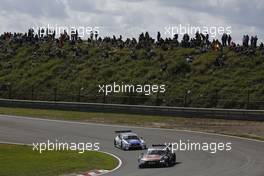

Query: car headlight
123,140,129,145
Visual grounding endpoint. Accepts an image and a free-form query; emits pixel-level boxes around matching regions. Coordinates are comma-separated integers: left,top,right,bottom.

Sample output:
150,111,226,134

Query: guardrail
0,98,263,121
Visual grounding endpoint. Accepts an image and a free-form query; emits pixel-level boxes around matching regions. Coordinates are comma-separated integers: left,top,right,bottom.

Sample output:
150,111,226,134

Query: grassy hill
0,40,264,109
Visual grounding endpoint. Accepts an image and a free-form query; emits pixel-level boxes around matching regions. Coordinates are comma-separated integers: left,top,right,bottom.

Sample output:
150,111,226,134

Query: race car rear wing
115,130,132,133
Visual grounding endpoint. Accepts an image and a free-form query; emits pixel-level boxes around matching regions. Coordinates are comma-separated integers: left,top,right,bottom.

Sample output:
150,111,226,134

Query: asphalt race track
0,115,264,176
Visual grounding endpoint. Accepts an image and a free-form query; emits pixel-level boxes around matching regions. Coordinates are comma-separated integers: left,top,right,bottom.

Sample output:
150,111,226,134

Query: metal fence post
184,90,191,107
215,90,218,108
54,87,57,102
78,88,81,102
247,90,250,109
156,92,159,106
184,93,187,106
8,83,12,99
103,93,106,103
31,85,34,100
77,87,84,102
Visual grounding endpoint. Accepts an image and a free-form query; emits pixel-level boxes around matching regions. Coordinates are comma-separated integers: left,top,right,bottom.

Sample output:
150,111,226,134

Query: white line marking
0,141,122,175
100,151,122,175
0,114,263,143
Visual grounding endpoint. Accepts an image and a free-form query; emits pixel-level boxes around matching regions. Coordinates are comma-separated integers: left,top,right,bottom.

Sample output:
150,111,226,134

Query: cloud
158,0,264,29
0,0,67,18
66,0,103,13
0,0,263,42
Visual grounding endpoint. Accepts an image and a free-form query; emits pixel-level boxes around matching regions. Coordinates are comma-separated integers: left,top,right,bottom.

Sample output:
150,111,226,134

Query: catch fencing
0,98,263,121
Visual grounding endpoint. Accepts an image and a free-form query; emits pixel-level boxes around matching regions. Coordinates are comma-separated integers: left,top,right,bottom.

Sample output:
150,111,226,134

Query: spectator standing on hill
227,35,232,46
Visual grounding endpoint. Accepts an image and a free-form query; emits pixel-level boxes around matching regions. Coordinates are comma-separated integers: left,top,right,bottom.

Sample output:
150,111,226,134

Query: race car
114,130,147,150
138,144,176,168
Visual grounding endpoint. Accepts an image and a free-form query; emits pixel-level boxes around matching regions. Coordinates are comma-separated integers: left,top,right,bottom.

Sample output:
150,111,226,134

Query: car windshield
123,135,139,140
147,149,166,155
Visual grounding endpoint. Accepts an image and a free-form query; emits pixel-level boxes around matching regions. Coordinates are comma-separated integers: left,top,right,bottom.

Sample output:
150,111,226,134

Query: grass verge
0,106,263,141
0,144,118,176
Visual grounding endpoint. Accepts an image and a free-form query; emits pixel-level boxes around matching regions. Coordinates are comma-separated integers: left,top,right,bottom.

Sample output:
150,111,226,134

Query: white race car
114,130,147,150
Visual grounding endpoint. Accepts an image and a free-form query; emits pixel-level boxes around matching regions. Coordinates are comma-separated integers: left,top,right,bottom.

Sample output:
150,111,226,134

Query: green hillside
0,40,264,109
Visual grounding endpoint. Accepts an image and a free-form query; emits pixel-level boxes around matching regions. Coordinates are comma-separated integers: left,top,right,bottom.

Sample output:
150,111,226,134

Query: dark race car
138,144,176,168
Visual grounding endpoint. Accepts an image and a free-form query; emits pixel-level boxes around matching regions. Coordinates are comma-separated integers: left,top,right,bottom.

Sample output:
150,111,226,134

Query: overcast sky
0,0,263,43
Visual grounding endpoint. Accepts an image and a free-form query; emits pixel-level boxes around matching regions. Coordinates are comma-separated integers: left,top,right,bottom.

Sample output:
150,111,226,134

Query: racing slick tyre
173,154,176,165
166,161,170,167
169,156,176,167
114,140,117,148
121,141,124,150
169,159,174,167
138,164,144,169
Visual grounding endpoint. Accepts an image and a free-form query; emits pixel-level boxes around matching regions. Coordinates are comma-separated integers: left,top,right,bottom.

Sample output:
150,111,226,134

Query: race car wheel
165,160,170,167
169,157,176,166
121,141,123,150
169,159,174,167
173,155,176,165
114,140,117,147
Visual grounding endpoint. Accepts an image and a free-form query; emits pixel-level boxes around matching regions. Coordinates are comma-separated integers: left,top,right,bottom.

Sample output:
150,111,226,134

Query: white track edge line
0,114,263,143
0,141,122,176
